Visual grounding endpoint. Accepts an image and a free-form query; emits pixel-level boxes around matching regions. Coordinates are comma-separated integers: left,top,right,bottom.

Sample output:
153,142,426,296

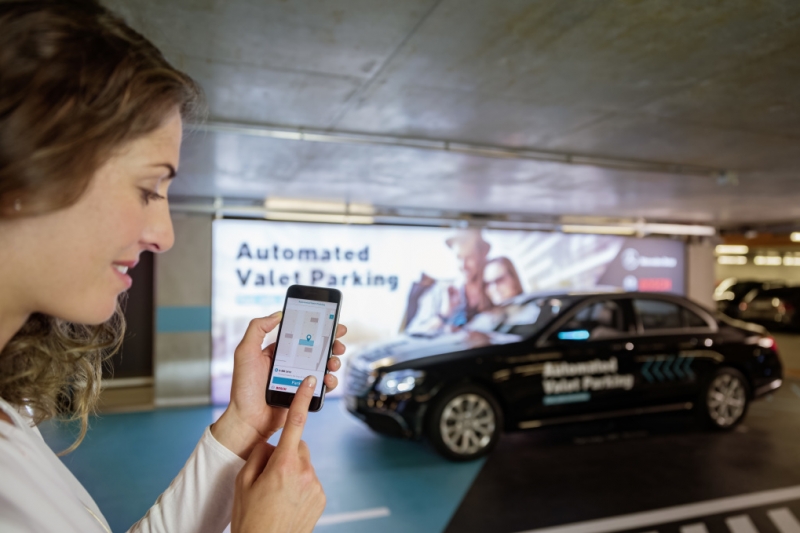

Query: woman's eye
140,188,166,205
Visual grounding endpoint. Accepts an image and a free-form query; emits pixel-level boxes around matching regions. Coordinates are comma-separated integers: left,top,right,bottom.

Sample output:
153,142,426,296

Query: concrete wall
154,213,212,407
686,241,716,310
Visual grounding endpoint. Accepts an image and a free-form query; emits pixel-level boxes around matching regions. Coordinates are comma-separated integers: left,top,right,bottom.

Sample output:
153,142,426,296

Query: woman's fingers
275,376,315,453
237,440,276,488
326,356,341,372
323,373,338,392
335,324,347,339
237,312,283,356
332,340,346,356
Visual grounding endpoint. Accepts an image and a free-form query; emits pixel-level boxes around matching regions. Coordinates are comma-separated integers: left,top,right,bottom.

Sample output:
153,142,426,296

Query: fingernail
269,311,283,319
307,376,317,388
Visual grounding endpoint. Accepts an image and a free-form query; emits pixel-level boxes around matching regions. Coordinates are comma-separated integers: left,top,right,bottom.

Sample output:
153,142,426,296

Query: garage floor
41,380,800,533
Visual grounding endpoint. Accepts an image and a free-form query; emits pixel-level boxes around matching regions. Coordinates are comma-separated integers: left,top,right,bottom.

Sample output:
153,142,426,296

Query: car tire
426,383,503,461
701,367,750,430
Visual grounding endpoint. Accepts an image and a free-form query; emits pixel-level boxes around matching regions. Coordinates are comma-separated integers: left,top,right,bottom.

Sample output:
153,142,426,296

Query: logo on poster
622,248,678,271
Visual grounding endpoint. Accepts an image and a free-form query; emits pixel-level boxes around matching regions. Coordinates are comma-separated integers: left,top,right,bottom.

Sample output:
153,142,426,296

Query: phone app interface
270,298,338,397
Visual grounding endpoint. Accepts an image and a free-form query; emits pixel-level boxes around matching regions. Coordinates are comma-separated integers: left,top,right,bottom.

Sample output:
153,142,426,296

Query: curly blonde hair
0,0,202,450
0,311,125,453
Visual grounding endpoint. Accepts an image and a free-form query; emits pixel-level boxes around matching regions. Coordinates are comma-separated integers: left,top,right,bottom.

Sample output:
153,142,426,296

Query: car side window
633,299,683,330
682,307,708,328
552,300,627,341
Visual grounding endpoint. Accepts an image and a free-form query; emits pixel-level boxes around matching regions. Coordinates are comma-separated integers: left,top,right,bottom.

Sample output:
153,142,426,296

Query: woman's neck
0,299,30,353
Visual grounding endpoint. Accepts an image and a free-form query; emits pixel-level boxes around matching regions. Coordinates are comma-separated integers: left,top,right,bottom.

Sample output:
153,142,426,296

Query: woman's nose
142,202,175,253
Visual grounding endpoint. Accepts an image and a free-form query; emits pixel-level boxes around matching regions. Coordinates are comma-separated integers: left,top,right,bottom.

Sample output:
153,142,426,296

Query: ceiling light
264,211,373,225
264,197,347,213
641,223,716,237
754,256,782,266
791,232,800,242
561,225,636,236
347,202,376,215
715,245,749,255
717,256,747,265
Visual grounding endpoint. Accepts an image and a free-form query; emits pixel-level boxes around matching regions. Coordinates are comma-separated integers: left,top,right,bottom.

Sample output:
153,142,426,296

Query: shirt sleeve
127,426,245,533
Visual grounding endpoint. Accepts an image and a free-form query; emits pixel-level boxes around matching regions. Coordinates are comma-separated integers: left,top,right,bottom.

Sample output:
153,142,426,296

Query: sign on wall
211,220,684,404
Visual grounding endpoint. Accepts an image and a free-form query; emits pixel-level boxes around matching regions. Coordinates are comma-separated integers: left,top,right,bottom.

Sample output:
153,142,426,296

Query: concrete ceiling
106,0,800,227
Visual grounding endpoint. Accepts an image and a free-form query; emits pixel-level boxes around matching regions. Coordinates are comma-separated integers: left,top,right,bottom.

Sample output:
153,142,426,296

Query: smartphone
265,285,342,411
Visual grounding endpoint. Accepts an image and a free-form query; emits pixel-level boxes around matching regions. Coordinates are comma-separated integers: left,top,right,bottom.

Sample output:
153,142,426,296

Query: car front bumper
344,392,426,439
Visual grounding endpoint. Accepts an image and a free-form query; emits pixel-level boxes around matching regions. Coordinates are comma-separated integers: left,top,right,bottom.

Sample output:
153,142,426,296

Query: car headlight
375,369,425,395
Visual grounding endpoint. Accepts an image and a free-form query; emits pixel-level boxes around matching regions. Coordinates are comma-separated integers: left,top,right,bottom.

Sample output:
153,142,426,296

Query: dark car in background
344,292,783,461
738,286,800,333
714,278,786,319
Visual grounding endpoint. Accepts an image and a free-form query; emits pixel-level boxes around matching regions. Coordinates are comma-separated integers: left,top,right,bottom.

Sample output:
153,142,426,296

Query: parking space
40,378,800,533
446,380,800,533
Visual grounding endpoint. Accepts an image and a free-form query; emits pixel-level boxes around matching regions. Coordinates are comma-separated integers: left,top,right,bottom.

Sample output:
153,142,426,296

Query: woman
0,1,345,532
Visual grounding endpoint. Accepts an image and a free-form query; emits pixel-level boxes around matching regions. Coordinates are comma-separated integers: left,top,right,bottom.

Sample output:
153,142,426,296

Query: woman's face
4,108,182,325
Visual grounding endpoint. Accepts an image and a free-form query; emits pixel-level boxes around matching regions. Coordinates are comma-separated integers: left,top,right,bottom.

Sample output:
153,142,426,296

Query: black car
738,286,800,332
344,291,783,461
714,278,786,319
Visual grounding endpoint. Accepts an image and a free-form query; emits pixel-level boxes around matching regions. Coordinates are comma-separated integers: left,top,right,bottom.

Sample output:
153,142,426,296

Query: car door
629,297,716,407
529,297,638,419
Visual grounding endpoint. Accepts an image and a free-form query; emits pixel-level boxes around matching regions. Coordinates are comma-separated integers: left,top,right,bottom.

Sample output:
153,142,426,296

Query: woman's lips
112,262,134,288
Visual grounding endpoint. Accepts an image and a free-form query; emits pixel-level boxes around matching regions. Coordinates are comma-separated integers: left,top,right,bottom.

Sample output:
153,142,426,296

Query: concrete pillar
154,212,212,407
686,240,716,310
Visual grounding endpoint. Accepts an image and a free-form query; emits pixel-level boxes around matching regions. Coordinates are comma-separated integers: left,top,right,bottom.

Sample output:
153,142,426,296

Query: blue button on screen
272,377,303,387
329,314,334,319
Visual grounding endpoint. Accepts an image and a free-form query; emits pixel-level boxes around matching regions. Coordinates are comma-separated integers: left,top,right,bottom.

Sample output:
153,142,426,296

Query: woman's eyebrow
151,163,177,178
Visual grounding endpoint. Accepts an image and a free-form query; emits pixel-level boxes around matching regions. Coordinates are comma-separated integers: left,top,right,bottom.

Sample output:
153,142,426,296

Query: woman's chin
53,300,120,325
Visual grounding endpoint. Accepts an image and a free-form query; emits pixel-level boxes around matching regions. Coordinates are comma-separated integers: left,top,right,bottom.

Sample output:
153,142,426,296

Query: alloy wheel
439,393,496,456
706,373,746,427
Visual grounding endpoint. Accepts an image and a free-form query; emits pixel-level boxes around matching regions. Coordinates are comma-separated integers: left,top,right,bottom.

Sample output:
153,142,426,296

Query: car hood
354,329,523,368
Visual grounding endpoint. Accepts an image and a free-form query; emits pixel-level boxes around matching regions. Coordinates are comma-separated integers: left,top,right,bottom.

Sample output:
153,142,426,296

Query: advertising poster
211,219,684,404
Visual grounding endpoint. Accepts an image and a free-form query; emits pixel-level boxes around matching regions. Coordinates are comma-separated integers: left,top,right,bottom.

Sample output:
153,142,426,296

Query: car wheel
702,367,749,430
426,384,503,461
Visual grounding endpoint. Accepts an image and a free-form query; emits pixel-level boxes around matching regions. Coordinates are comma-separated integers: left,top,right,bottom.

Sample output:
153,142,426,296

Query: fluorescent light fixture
561,225,636,236
265,211,373,224
715,245,749,255
717,256,747,265
791,232,800,242
561,222,715,237
347,202,376,215
754,256,782,266
264,197,347,213
641,223,716,237
784,256,800,266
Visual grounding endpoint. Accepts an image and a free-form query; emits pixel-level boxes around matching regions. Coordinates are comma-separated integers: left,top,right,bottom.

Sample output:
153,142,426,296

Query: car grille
345,361,374,396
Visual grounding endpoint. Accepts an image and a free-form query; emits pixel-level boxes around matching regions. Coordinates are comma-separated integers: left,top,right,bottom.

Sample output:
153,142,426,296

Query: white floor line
769,508,800,533
681,524,709,533
726,514,760,533
515,485,800,533
316,507,391,526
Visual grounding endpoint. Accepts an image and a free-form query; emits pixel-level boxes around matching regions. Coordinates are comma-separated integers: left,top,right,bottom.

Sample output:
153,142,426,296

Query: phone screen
269,297,339,397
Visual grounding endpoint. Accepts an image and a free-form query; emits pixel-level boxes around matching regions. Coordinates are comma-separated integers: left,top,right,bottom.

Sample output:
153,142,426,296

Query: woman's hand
212,311,348,458
232,376,326,533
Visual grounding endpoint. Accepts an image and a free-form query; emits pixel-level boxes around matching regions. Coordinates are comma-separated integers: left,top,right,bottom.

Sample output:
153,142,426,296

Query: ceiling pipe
192,120,727,178
169,198,716,237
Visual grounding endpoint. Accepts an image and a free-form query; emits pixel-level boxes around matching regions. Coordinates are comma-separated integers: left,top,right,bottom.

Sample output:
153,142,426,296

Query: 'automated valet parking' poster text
211,219,684,404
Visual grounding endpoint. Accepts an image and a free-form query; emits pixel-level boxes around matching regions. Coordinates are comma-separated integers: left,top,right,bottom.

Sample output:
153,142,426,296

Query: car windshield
465,296,576,337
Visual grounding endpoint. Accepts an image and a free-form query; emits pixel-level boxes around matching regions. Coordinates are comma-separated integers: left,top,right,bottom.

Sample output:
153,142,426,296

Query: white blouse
0,397,245,533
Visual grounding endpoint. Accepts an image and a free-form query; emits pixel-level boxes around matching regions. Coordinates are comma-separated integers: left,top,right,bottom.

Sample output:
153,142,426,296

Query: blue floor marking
39,399,485,533
40,407,214,533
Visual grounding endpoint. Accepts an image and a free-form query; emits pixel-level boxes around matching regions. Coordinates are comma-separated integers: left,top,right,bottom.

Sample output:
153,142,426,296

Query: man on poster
403,229,493,335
